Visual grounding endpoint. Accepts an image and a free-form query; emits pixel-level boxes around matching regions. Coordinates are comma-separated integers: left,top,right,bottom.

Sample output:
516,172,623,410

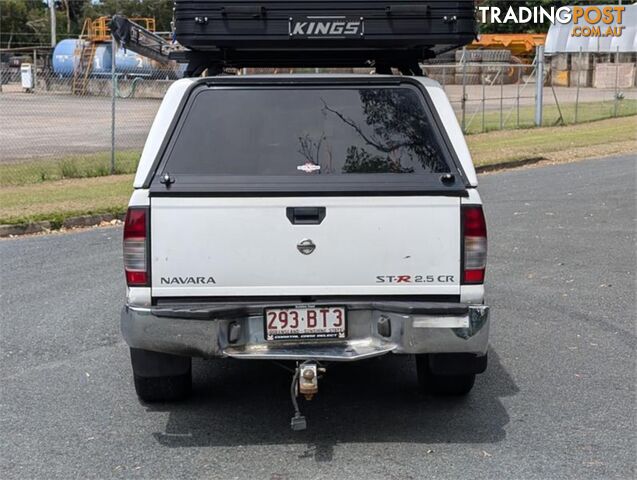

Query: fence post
575,47,582,124
534,45,544,127
111,36,116,175
481,76,485,132
499,65,504,130
613,47,620,118
33,49,38,93
516,66,520,128
461,47,467,133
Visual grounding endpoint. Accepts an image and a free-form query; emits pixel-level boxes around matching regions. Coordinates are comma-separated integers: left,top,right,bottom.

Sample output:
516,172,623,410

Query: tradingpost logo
477,4,626,38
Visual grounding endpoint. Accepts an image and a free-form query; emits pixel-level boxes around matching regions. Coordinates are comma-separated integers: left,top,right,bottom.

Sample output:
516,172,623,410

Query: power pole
49,0,57,47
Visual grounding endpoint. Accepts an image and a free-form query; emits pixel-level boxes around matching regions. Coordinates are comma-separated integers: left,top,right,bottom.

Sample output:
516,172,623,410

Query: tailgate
150,196,460,297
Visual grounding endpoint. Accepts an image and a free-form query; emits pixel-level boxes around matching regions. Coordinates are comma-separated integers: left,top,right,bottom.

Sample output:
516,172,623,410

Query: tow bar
290,360,325,431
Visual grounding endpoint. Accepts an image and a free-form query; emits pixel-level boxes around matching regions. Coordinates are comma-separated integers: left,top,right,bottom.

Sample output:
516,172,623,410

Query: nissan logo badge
297,239,316,255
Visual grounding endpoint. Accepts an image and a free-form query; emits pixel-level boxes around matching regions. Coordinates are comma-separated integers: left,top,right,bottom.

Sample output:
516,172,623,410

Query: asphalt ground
1,154,635,479
0,94,159,162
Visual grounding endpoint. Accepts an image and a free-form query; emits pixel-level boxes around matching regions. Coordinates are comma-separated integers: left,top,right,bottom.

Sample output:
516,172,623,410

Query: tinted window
162,87,451,176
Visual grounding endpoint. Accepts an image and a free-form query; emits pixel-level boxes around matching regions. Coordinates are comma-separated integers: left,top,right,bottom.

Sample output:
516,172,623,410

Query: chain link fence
423,48,637,134
1,48,175,187
1,47,636,187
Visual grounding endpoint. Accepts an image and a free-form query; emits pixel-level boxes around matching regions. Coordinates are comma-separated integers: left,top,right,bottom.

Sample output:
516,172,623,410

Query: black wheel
416,354,476,396
130,348,192,402
133,373,192,402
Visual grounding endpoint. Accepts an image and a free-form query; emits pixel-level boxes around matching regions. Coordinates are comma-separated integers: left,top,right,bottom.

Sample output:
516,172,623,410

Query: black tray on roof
171,0,476,75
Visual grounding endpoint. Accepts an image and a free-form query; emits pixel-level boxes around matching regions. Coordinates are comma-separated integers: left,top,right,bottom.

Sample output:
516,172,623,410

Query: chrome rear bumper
121,302,489,361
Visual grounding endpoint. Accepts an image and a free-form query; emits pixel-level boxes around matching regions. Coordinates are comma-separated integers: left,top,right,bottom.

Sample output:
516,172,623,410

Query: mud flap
428,352,488,375
130,348,191,378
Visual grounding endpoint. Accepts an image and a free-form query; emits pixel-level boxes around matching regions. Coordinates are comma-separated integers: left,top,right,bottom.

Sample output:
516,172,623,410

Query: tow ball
290,361,325,431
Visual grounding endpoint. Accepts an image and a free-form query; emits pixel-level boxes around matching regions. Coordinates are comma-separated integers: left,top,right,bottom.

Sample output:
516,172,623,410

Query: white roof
545,4,637,53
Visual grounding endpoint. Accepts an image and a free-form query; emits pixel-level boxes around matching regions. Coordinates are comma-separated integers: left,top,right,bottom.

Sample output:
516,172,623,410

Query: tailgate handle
286,207,326,225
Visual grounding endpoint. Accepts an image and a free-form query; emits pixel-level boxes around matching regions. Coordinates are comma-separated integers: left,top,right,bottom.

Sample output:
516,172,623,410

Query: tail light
462,205,487,284
123,207,149,286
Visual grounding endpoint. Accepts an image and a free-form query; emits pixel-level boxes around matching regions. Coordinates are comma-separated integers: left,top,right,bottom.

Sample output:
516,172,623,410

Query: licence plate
264,306,346,341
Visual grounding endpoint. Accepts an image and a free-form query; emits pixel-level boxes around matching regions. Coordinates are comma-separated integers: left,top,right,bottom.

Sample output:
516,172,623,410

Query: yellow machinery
469,33,546,61
72,16,156,95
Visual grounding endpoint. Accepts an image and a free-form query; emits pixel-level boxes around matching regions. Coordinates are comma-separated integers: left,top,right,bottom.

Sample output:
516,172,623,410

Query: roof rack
112,1,477,77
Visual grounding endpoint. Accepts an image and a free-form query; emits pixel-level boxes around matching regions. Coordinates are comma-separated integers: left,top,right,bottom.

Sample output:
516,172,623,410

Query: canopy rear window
150,79,467,196
161,86,453,177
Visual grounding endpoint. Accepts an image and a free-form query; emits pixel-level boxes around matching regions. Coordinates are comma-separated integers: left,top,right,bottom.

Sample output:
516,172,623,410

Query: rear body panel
146,76,468,300
122,75,489,366
150,196,460,297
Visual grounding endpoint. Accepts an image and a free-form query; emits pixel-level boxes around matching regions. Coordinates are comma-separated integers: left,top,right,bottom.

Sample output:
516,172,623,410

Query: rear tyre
133,373,192,402
130,348,192,402
416,354,476,396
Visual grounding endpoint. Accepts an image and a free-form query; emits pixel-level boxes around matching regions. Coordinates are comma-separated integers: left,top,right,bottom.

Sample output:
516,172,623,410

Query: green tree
0,0,172,48
0,0,44,48
61,0,90,34
0,0,91,48
82,0,173,31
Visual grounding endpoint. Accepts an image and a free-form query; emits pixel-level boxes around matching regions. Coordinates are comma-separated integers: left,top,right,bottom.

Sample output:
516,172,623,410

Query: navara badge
297,239,316,255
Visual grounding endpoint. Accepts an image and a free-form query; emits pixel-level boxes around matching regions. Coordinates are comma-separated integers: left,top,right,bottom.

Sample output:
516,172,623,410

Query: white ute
121,74,489,429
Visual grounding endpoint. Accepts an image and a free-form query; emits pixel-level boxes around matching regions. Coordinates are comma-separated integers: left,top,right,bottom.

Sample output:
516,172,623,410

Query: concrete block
594,63,636,89
0,221,51,237
424,71,455,85
570,53,593,71
62,215,103,228
550,53,569,71
551,70,570,87
617,53,636,63
455,73,481,85
570,70,593,87
455,50,482,62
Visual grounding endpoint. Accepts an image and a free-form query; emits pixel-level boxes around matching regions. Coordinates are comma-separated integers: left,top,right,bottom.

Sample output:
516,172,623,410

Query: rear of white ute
121,76,489,418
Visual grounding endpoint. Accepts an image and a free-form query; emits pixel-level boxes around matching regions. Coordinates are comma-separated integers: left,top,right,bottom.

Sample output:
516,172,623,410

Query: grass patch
0,150,140,187
466,116,636,167
0,116,635,227
0,175,133,225
462,99,637,134
15,207,129,231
